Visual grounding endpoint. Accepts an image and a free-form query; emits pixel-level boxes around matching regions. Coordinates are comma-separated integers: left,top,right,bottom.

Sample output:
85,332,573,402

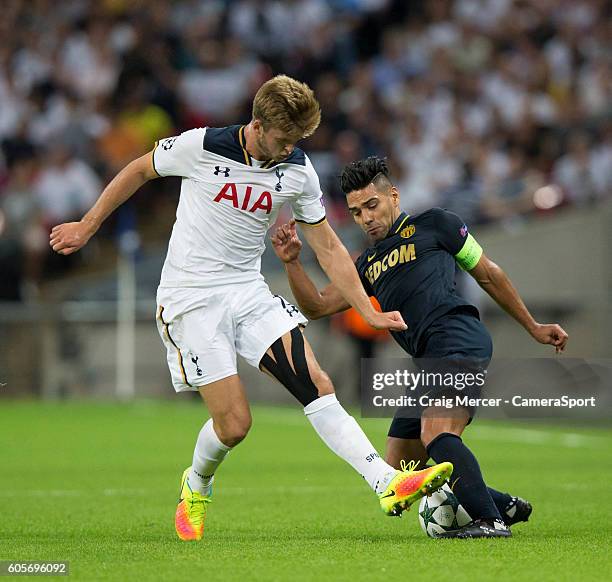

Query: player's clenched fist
271,219,302,263
49,220,97,255
366,310,407,332
530,323,569,353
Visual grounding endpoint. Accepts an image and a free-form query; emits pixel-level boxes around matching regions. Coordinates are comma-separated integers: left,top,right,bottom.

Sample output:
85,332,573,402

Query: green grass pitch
1,400,610,581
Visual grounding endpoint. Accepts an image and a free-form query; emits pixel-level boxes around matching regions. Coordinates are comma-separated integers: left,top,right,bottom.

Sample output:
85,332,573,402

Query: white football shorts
155,279,308,391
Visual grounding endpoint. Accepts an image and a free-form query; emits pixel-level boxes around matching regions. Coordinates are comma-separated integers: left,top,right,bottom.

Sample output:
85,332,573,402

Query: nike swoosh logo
380,490,395,499
368,254,376,261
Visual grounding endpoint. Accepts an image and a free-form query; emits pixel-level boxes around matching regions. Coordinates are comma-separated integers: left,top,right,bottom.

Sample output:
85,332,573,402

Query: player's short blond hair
252,75,321,139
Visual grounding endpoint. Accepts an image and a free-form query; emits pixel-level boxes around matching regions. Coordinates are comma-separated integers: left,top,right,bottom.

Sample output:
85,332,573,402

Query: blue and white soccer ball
418,483,472,537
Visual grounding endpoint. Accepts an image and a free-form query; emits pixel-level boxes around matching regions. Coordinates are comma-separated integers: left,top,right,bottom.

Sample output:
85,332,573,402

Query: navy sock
425,463,514,519
425,465,514,517
426,433,501,521
487,487,513,518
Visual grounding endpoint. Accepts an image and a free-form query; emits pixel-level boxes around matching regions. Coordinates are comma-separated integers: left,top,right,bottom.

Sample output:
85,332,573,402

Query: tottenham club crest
275,167,284,192
191,355,203,377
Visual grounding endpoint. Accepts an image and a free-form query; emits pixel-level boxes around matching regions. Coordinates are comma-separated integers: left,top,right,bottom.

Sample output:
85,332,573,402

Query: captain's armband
454,233,483,271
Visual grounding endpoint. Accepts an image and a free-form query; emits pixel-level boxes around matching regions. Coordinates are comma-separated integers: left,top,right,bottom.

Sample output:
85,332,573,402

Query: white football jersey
152,125,326,288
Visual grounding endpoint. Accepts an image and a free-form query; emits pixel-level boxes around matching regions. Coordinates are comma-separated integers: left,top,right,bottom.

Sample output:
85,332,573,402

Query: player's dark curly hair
340,156,393,194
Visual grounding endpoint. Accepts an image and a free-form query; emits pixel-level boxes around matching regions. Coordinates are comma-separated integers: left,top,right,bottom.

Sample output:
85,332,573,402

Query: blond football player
50,76,452,541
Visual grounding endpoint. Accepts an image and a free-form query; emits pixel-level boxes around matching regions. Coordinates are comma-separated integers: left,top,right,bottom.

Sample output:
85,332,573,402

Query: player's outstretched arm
271,219,350,319
468,254,569,353
50,151,158,255
297,220,407,331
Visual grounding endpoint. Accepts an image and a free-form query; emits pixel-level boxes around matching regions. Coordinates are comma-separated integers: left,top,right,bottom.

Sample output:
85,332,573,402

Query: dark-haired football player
272,156,568,538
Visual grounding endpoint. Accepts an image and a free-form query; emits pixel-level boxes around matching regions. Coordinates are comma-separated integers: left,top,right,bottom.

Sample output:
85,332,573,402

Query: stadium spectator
0,145,45,299
0,0,609,293
34,144,101,228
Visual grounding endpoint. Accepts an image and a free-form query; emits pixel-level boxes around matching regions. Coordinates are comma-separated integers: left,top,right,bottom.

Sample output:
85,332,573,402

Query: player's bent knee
420,406,469,447
259,327,321,407
217,424,250,447
420,427,441,448
420,422,464,448
215,414,252,447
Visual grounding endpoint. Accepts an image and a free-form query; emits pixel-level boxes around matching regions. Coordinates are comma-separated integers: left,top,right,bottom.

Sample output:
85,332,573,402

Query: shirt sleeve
291,155,326,225
433,208,483,271
152,127,206,179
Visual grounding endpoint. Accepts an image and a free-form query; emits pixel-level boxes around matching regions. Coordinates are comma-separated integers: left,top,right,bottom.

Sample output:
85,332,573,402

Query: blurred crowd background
0,0,610,303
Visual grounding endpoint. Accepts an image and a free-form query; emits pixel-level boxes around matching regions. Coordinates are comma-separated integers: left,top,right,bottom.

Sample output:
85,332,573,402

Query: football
418,484,472,537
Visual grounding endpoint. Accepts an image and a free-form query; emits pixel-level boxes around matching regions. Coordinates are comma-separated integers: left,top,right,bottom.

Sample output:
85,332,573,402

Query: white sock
189,419,231,495
304,394,397,494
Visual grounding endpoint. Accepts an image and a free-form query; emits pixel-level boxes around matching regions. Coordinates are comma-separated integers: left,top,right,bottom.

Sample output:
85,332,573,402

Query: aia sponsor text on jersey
213,183,273,214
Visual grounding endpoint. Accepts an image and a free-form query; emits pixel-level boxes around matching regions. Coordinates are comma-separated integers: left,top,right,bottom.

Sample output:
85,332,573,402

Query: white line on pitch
0,485,364,498
466,425,608,448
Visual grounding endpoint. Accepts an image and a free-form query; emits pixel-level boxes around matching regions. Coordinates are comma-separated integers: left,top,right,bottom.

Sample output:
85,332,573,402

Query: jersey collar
238,125,277,168
238,125,306,169
384,212,410,240
237,125,253,166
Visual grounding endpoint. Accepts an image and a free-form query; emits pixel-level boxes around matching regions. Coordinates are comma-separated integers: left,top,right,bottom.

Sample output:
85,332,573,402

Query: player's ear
252,119,263,133
390,186,400,205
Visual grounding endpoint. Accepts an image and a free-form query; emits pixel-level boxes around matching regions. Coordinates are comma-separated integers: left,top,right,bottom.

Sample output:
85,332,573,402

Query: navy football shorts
388,308,492,440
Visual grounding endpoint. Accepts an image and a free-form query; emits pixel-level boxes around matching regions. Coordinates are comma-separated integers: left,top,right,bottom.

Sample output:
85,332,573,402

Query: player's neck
243,122,265,160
